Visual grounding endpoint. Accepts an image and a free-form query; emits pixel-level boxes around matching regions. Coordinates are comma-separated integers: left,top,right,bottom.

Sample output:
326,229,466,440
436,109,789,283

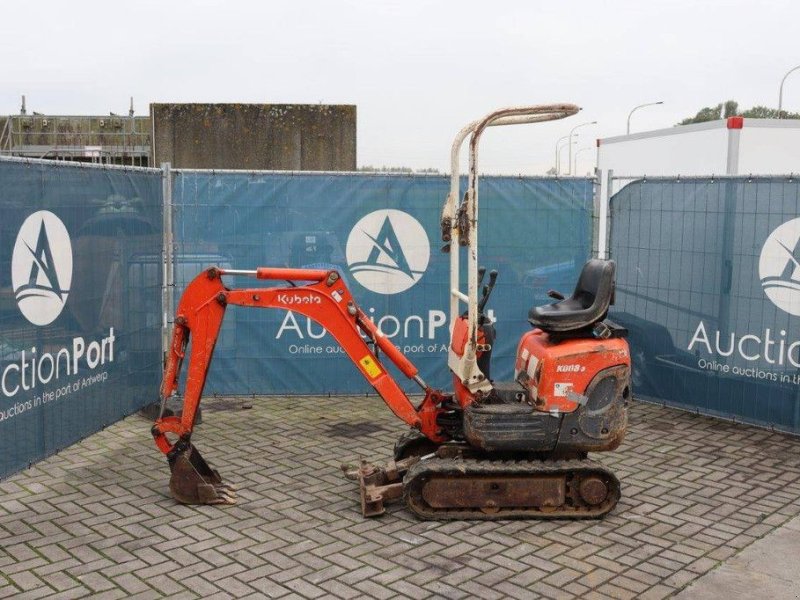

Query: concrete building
0,99,150,166
1,99,357,170
149,103,356,170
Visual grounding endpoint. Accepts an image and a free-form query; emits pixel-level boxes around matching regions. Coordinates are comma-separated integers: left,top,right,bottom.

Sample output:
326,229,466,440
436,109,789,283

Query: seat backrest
528,258,617,333
573,259,615,312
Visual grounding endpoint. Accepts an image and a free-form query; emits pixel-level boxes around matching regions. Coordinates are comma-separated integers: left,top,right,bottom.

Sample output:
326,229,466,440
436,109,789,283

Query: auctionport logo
346,209,430,295
11,211,73,326
759,217,800,317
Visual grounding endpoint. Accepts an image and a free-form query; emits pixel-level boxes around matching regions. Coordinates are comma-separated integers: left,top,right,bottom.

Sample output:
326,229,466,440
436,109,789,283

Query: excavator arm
151,266,448,504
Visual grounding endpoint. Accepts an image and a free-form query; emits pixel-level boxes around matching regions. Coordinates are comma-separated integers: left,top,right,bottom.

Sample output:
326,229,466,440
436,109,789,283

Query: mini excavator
151,104,631,520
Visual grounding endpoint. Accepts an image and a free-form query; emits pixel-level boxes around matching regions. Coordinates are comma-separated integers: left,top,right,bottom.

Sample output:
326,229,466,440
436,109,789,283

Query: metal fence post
726,127,741,176
597,169,613,259
161,162,174,361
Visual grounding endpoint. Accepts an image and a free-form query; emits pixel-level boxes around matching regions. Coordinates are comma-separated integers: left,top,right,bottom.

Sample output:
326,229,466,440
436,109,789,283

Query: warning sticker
359,355,382,379
553,382,573,397
526,355,540,378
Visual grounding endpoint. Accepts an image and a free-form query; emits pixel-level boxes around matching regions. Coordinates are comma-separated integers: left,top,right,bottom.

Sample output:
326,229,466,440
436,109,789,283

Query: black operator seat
528,259,616,332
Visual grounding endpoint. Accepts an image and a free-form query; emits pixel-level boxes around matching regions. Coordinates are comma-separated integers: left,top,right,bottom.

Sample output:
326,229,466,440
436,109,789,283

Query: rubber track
393,428,440,461
403,457,620,520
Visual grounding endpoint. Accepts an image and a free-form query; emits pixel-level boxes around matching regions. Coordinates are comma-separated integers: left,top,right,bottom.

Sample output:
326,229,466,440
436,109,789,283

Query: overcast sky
2,0,798,175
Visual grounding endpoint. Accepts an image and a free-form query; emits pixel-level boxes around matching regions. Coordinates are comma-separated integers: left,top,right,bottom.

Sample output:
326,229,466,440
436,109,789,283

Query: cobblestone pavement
2,396,800,599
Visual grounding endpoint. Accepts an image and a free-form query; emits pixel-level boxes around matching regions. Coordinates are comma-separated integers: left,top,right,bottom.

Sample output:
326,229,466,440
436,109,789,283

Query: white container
597,117,800,177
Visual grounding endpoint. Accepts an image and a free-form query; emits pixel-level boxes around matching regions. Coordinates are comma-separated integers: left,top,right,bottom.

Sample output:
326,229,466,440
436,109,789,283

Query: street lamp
558,140,577,176
568,121,597,175
778,64,800,118
627,101,664,134
554,134,575,175
572,146,594,175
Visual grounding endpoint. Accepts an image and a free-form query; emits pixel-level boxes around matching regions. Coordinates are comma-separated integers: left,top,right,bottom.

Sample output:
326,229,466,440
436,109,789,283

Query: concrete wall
150,103,356,170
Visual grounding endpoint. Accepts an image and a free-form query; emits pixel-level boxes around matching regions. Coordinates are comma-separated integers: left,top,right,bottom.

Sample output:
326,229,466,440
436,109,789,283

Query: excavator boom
152,266,448,504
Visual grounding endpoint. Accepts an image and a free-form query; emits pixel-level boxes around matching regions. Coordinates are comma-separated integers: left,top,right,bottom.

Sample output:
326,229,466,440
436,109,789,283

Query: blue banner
610,177,800,434
0,158,163,478
173,172,593,394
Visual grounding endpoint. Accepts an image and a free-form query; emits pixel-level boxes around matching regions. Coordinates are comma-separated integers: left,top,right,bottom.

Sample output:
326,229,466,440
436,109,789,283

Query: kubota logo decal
345,209,429,295
12,211,73,326
760,218,800,316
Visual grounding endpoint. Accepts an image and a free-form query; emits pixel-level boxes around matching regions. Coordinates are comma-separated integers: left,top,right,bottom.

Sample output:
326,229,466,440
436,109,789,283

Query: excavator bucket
167,443,236,505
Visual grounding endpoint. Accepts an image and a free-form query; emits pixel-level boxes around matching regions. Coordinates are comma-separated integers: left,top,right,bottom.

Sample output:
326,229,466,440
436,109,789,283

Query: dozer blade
167,442,236,505
341,456,420,517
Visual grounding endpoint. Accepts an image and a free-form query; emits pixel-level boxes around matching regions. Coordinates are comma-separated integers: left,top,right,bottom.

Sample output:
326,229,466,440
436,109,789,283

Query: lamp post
554,134,574,175
778,65,800,118
558,140,577,176
568,121,596,175
627,101,664,134
572,146,594,175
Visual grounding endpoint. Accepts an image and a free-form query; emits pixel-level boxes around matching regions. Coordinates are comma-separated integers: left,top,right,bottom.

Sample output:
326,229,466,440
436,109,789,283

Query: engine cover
514,326,630,414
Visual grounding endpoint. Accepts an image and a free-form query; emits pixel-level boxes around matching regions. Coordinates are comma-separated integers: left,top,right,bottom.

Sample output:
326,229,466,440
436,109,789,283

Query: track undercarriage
344,437,621,520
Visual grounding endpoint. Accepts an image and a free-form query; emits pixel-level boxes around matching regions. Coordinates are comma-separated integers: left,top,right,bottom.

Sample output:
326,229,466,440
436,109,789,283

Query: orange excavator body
152,104,631,519
152,261,630,518
516,328,630,414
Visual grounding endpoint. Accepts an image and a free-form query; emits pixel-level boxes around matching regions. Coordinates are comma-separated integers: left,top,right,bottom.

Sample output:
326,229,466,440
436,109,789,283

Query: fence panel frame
608,173,800,435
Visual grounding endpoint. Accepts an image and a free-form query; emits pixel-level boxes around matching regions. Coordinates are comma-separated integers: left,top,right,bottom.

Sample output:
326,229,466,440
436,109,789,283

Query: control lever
460,267,490,320
478,267,488,312
547,289,565,301
478,270,498,313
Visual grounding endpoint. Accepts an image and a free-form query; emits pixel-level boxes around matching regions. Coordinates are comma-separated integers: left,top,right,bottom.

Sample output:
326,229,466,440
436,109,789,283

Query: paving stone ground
675,514,800,599
1,396,800,599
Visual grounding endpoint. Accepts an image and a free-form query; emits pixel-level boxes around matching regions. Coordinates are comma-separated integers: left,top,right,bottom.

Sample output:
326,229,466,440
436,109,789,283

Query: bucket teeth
194,481,237,505
167,442,236,505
